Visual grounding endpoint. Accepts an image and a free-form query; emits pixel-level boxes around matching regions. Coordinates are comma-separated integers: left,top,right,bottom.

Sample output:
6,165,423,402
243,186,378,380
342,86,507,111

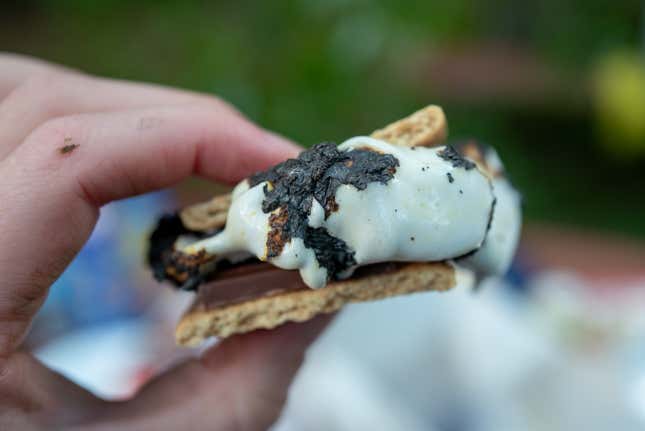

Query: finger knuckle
24,70,72,92
23,72,70,115
6,71,79,120
28,116,78,147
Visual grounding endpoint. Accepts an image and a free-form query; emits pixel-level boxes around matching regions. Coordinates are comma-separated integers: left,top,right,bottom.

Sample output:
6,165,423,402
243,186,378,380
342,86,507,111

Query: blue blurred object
504,250,533,293
29,191,175,344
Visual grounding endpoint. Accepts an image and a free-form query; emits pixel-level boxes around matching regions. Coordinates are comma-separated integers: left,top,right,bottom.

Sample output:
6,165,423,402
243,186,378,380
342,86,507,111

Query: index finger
0,103,299,358
0,52,75,99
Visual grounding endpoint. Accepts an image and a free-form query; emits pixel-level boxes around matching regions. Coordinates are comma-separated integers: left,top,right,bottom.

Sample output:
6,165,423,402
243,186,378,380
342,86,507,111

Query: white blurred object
274,271,645,430
272,347,432,431
33,289,195,400
34,319,156,399
33,267,645,430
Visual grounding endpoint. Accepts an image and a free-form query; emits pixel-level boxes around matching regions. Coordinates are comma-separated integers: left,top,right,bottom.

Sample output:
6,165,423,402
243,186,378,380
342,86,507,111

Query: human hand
0,53,331,430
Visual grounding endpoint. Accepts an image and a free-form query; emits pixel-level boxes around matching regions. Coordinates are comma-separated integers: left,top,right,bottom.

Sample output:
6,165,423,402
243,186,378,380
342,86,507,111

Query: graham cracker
176,263,454,346
175,105,454,345
180,193,231,232
370,104,447,148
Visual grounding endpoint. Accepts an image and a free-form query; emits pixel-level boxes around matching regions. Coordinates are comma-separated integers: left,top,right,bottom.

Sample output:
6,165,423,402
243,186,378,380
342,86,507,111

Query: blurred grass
2,0,645,237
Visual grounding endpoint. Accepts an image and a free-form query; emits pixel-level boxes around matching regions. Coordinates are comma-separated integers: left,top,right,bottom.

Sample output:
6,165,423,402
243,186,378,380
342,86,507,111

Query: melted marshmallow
460,148,522,276
183,137,514,289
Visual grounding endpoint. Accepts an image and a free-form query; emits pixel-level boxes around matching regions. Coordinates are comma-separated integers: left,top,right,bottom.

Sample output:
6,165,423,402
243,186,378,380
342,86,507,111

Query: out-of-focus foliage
2,0,645,236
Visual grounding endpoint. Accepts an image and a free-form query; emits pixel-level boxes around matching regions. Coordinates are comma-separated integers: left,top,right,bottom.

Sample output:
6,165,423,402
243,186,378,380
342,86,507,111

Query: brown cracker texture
370,105,447,148
176,262,454,346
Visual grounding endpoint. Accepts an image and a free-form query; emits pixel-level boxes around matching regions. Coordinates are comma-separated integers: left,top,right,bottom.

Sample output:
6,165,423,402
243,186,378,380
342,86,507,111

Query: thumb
85,315,333,431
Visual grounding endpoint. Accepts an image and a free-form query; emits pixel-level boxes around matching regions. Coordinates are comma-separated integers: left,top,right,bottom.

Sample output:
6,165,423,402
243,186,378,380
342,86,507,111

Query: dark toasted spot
437,145,475,170
454,139,504,178
163,249,217,290
460,141,486,166
324,195,339,218
249,142,398,278
147,213,220,290
303,226,356,277
266,208,290,258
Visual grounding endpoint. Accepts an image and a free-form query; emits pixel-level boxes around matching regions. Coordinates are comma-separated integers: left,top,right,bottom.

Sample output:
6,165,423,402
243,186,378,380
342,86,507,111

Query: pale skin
0,53,332,430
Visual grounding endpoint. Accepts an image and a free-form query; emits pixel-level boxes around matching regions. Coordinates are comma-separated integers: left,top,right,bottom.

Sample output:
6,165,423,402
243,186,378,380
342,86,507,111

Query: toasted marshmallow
181,137,521,289
458,145,522,276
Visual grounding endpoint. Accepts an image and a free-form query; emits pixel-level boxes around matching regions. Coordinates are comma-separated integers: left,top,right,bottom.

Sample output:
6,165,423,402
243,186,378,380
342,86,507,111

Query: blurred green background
3,0,645,236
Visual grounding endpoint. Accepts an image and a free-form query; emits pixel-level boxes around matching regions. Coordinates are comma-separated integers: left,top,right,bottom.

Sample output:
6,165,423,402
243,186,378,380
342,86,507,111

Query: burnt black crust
147,213,220,290
454,139,489,159
249,142,399,278
148,214,195,282
486,197,497,233
437,145,476,170
250,142,399,220
304,227,356,280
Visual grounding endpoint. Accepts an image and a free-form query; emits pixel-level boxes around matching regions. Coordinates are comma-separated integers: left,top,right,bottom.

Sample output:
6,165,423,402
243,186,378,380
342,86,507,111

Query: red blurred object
523,223,645,283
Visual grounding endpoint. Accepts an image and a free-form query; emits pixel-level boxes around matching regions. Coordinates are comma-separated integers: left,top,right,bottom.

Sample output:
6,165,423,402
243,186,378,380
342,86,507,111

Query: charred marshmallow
182,137,516,289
